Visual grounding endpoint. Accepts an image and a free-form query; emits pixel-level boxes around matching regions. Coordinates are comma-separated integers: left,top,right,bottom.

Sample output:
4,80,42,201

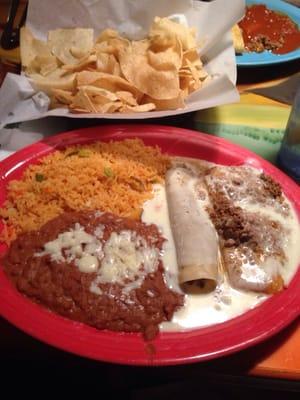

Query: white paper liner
0,0,245,128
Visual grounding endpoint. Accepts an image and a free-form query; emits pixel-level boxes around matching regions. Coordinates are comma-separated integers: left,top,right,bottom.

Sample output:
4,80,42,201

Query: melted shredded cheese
35,223,103,273
35,223,160,293
94,230,159,293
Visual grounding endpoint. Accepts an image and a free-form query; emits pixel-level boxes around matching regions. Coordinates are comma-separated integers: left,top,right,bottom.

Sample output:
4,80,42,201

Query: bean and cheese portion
3,210,184,340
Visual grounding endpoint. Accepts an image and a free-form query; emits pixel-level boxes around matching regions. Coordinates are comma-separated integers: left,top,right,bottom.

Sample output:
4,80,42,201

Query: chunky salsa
239,4,300,54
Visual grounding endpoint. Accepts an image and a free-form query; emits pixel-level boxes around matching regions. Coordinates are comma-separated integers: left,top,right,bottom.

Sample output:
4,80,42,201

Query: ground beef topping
207,190,286,263
259,173,283,201
245,34,284,53
205,166,290,216
208,194,254,248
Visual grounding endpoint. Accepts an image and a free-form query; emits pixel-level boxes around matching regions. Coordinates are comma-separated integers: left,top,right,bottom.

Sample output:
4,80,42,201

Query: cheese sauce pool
142,184,300,331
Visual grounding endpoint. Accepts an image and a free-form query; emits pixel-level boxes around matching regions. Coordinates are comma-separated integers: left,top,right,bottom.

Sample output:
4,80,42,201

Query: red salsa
238,4,300,54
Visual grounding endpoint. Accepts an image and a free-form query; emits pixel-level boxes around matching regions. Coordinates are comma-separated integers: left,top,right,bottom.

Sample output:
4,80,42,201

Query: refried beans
2,210,184,340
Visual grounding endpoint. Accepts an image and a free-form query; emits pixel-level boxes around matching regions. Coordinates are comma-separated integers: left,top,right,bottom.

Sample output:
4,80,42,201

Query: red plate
0,124,299,365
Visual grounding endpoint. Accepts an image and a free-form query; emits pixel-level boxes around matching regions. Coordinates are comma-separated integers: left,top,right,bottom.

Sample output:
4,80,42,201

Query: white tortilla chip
20,27,52,67
30,72,76,94
48,28,94,65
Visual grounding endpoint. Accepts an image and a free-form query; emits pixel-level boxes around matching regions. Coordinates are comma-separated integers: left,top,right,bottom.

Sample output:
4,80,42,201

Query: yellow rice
0,139,170,243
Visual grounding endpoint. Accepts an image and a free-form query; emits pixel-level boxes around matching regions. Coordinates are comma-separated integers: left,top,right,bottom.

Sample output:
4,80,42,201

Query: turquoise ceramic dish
236,0,300,67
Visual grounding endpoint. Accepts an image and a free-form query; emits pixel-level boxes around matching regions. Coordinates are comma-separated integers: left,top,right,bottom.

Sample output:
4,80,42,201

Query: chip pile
20,17,210,114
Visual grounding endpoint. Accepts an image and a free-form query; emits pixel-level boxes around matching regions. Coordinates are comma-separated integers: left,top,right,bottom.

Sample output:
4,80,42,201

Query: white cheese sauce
234,200,300,285
142,184,181,293
142,183,300,331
